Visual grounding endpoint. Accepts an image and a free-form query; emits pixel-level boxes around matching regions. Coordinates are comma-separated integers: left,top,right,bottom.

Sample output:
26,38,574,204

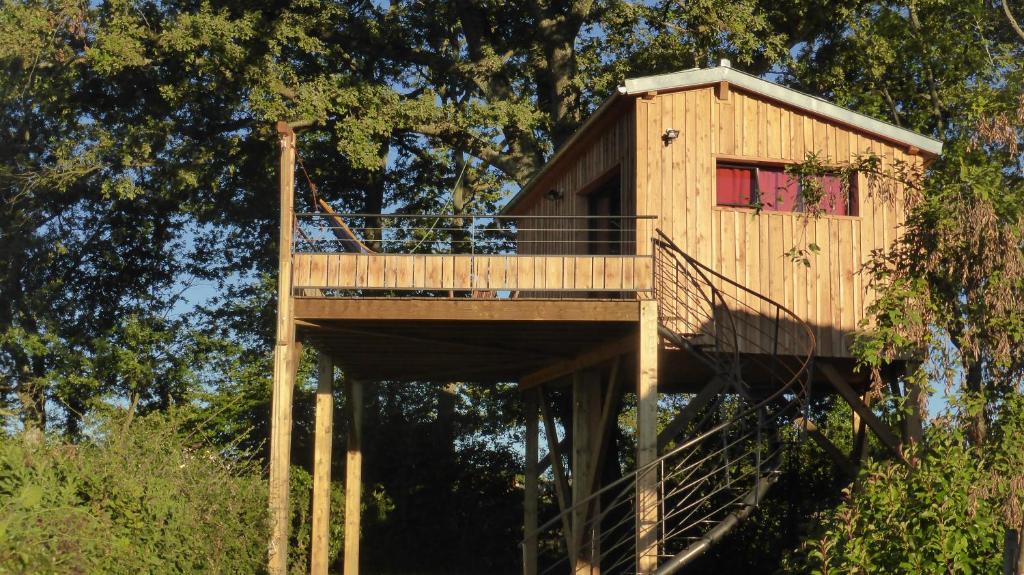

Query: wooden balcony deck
295,297,643,383
292,253,654,294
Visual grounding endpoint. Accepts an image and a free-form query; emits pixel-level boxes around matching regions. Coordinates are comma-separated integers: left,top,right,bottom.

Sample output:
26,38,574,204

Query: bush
0,411,269,574
786,397,1024,574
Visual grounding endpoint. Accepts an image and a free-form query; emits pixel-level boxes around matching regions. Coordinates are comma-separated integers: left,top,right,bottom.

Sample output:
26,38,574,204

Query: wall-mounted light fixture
545,188,563,201
662,128,680,146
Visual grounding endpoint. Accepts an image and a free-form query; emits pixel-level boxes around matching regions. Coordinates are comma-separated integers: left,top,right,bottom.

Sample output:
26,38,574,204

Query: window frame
714,160,858,217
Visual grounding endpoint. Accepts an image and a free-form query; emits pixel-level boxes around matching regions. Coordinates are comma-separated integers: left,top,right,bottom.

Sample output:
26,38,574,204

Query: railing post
659,459,666,550
755,408,763,506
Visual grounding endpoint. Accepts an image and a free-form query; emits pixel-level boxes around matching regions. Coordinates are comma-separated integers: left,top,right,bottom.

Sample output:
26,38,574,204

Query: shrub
0,411,269,574
786,397,1024,574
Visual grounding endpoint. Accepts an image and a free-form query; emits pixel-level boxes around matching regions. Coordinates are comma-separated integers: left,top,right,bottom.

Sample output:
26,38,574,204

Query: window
715,162,857,216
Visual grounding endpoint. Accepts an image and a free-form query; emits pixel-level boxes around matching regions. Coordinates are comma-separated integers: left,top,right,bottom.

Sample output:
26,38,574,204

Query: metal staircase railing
523,229,815,575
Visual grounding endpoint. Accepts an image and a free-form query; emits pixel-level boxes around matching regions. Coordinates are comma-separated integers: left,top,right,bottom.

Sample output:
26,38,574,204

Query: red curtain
716,166,754,206
717,164,855,216
756,168,798,212
819,174,848,215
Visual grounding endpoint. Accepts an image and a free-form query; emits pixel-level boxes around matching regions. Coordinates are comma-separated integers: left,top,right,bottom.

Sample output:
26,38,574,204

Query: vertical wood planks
636,300,659,574
310,355,334,575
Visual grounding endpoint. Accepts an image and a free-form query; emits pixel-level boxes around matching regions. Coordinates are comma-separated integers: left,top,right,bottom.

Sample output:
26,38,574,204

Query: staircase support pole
268,122,298,575
636,300,659,575
310,354,335,575
343,377,364,575
851,391,872,465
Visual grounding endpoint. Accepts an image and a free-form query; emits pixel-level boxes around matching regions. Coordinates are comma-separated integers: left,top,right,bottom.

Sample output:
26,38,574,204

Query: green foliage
285,466,350,575
0,410,268,574
787,396,1024,574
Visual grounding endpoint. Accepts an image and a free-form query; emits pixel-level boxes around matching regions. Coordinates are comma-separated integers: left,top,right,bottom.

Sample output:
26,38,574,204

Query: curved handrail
523,229,815,575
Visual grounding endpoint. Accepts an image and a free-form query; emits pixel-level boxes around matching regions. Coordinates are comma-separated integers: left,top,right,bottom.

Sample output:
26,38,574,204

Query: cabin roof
503,63,944,214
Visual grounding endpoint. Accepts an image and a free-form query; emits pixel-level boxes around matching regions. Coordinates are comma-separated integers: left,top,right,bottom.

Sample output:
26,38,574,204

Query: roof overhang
502,65,944,215
621,66,943,156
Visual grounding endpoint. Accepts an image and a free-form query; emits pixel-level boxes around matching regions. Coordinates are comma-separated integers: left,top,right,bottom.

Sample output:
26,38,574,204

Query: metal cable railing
523,229,815,575
293,213,657,256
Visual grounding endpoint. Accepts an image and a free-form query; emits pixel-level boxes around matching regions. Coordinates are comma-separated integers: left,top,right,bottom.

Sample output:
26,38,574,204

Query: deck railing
289,213,657,298
293,213,656,256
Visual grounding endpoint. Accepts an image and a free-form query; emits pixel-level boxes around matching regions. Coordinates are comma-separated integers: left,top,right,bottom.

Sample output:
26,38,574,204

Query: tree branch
403,124,536,184
1003,0,1024,42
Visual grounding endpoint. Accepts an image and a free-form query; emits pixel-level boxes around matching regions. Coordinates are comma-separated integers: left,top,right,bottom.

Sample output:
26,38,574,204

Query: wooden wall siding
636,87,922,358
292,254,653,294
512,103,638,298
517,104,638,259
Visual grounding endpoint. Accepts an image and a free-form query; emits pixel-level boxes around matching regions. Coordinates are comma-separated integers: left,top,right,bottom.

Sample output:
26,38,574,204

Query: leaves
788,410,1024,574
0,410,269,573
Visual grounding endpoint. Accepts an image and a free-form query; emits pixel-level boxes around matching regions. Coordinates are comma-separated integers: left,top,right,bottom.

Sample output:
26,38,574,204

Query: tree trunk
964,359,987,445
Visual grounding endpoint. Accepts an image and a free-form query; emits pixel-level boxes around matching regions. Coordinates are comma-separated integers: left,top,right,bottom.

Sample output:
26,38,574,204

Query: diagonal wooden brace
795,417,858,478
819,363,907,465
540,391,576,560
657,374,729,452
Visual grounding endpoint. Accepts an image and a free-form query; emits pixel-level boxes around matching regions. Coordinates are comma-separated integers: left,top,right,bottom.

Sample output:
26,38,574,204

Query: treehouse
266,61,942,575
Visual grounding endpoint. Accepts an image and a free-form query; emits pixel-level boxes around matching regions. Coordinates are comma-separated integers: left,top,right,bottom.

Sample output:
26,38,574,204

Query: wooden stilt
343,378,364,575
524,389,540,575
537,435,569,475
903,362,924,447
585,357,621,499
310,354,334,575
268,122,298,575
656,374,728,452
572,370,602,574
636,300,659,575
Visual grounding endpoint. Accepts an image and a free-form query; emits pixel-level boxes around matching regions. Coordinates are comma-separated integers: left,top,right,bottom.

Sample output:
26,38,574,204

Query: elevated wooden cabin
267,62,942,575
503,61,941,359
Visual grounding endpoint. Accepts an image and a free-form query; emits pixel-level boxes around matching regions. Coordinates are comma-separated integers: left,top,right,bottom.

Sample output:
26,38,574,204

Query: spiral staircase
524,229,816,575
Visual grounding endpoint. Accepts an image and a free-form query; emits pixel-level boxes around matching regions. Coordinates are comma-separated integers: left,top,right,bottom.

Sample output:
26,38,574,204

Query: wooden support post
536,436,569,475
572,370,602,574
636,300,659,575
903,362,924,447
656,374,728,452
310,354,334,575
523,389,539,575
1016,524,1024,575
585,358,621,499
851,392,872,465
343,378,364,575
268,122,298,575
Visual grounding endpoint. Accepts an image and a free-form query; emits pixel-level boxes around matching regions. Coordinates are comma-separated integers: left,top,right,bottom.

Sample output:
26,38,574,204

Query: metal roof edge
622,67,943,156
